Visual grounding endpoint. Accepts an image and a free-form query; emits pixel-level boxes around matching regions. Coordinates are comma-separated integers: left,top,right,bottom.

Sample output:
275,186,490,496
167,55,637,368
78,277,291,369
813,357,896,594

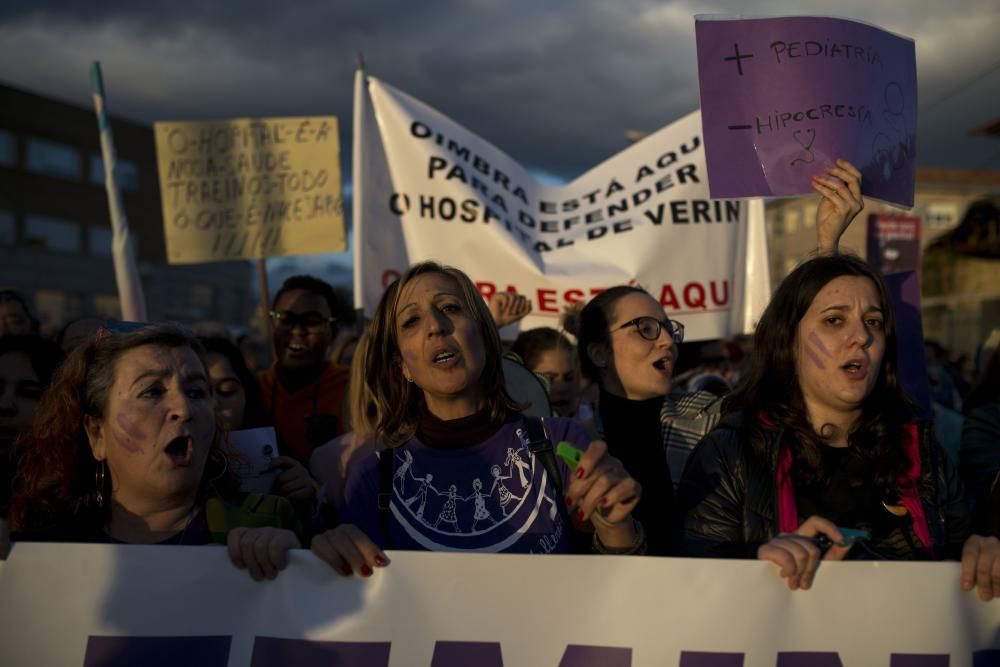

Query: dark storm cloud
0,0,998,180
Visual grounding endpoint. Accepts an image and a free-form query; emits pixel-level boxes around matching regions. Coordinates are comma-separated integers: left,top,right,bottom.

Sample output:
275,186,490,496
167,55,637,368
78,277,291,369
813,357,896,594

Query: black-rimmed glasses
614,316,685,344
269,311,335,332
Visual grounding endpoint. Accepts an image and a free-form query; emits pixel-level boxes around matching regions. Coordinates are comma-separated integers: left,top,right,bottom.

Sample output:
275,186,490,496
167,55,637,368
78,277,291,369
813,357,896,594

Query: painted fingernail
577,509,586,520
565,495,573,506
340,565,353,576
374,555,386,566
575,467,585,479
361,565,373,577
600,496,609,506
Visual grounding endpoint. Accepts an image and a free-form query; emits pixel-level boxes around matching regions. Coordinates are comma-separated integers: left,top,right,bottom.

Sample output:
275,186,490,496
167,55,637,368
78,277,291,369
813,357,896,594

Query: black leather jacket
674,416,972,560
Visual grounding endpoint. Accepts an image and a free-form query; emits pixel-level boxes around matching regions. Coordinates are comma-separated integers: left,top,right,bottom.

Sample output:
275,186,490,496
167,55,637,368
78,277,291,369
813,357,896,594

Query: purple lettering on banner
975,649,1000,666
777,652,843,666
679,651,745,667
559,644,632,666
83,635,231,667
890,655,949,667
431,641,503,667
695,16,917,207
249,637,391,666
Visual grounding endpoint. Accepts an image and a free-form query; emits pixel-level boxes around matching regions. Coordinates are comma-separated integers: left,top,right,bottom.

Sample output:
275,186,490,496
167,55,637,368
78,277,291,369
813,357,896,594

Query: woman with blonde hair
309,262,644,574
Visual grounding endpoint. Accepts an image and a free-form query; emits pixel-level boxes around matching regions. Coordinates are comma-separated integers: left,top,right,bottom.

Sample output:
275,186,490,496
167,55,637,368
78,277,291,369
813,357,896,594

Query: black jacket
674,415,971,560
959,402,1000,534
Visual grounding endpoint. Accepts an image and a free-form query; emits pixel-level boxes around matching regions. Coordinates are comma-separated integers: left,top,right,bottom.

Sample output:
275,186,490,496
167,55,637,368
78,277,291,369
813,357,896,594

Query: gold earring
95,460,107,508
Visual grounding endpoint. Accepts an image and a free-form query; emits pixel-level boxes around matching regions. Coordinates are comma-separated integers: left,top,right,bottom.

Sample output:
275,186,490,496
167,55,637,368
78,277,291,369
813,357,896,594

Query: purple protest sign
695,15,917,207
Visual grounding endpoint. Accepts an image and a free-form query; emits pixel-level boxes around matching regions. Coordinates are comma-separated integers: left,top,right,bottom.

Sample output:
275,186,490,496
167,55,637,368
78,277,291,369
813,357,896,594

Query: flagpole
257,258,271,337
91,62,148,322
351,53,366,318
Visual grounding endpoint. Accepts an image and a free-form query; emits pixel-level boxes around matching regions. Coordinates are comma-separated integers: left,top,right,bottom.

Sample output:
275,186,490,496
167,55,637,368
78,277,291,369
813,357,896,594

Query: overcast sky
2,1,998,283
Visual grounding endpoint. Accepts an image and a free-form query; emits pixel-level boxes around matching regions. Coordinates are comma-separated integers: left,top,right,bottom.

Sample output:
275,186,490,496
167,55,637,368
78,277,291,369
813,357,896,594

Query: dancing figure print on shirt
505,447,531,488
404,472,437,522
490,464,522,517
385,421,581,552
433,484,462,532
393,450,414,495
465,477,499,530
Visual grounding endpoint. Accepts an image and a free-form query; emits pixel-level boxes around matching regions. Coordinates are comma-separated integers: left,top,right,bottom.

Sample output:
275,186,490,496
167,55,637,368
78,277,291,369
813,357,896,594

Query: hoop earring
206,448,229,482
95,460,107,508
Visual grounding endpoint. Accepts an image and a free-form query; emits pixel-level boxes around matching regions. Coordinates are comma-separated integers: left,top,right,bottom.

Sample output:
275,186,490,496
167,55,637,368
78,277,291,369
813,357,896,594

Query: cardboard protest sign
696,15,917,207
353,73,772,340
153,117,345,264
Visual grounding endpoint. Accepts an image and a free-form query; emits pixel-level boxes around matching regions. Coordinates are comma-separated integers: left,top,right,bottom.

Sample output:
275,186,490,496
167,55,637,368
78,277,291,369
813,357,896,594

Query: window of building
0,210,14,245
803,204,818,230
782,207,803,235
26,137,82,179
24,214,82,253
89,226,113,257
90,154,140,191
926,202,960,228
0,130,15,167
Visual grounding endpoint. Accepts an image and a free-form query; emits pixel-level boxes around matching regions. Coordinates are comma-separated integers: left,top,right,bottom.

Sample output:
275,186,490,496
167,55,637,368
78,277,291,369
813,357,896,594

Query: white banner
354,72,771,339
2,543,998,666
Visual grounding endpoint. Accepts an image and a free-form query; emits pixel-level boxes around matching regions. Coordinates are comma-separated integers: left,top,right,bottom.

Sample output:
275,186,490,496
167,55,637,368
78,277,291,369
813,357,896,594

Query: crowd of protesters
2,159,1000,601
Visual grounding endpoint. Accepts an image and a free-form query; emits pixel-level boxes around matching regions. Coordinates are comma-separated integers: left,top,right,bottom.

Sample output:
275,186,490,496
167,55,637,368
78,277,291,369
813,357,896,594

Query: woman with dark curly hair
9,324,301,580
676,254,1000,600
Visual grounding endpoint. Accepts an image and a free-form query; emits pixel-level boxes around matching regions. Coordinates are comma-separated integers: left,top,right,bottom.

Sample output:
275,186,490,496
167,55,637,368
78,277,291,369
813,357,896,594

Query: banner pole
351,53,367,317
257,258,271,336
91,62,148,322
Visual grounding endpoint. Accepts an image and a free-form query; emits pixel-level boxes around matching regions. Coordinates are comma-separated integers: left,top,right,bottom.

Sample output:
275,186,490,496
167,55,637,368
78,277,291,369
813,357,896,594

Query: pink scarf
775,423,934,556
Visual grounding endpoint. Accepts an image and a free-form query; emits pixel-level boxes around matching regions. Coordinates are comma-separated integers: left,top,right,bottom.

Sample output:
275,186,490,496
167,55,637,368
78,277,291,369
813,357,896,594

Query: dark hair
511,327,574,371
272,275,338,317
198,336,270,429
965,343,1000,412
366,262,519,448
724,254,914,490
0,335,65,388
576,285,648,383
10,324,237,534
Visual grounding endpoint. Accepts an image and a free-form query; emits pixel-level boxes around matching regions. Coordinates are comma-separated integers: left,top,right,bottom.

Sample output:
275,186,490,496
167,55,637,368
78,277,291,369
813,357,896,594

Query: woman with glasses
307,261,645,575
577,159,867,555
675,255,1000,600
577,288,686,554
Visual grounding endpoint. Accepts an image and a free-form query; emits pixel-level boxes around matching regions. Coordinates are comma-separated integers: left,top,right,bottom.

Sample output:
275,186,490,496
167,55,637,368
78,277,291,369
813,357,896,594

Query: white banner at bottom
1,543,998,666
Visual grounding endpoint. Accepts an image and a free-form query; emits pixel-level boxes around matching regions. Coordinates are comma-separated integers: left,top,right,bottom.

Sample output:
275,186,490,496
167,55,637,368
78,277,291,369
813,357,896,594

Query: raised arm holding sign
695,15,917,207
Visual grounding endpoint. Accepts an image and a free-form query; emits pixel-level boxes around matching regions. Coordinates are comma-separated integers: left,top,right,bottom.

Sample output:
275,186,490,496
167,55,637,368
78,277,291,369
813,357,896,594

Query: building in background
766,168,1000,356
0,82,253,334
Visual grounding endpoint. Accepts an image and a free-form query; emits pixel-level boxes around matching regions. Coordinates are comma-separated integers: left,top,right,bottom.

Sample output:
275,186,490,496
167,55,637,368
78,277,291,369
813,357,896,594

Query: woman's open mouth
164,436,194,467
432,351,458,366
652,357,672,376
842,360,869,380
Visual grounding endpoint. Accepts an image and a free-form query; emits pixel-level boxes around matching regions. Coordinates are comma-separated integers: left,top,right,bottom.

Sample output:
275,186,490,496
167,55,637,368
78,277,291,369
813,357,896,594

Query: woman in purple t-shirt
309,262,645,576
